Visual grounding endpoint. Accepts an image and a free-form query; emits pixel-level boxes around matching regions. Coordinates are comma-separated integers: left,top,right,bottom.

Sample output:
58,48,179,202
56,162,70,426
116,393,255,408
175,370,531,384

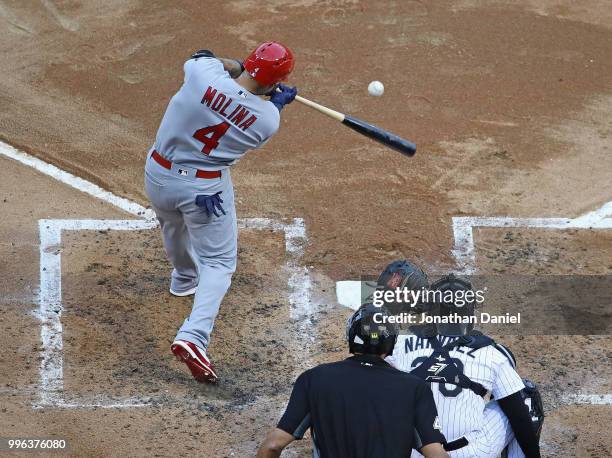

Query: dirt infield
1,0,611,456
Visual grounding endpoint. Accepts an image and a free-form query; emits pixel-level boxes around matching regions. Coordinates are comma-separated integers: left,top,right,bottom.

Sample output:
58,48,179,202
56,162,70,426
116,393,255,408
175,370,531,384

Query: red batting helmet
244,42,295,86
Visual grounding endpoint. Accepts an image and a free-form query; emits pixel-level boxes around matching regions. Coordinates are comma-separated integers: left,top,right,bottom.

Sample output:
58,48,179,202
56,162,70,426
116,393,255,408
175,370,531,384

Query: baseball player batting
377,261,543,458
144,42,297,384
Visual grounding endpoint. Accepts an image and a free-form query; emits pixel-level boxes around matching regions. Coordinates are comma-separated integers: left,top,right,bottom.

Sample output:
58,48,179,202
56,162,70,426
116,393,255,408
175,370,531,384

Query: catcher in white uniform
376,261,543,458
145,42,297,384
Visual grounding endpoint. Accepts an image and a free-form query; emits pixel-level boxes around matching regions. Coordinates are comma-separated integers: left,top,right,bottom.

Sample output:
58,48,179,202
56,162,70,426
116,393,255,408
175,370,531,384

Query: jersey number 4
193,122,230,155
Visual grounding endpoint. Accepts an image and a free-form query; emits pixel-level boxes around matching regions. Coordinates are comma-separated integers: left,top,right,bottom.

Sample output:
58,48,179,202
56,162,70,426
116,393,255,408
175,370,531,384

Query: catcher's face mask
429,274,477,336
376,260,431,316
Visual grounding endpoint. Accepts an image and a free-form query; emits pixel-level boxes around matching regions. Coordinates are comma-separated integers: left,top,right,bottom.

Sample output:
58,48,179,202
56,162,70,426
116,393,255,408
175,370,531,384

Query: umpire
256,304,449,458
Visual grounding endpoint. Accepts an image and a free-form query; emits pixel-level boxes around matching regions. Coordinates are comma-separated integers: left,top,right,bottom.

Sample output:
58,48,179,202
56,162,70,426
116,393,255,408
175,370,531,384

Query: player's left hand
269,84,297,111
195,192,226,217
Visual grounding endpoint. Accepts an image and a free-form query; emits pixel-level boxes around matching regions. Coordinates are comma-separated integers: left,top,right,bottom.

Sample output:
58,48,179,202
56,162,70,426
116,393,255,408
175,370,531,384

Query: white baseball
368,80,384,96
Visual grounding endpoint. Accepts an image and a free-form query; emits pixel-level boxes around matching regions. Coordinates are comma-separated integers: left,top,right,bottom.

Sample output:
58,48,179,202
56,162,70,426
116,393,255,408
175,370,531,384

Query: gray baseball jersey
389,335,526,457
153,56,280,170
145,55,283,355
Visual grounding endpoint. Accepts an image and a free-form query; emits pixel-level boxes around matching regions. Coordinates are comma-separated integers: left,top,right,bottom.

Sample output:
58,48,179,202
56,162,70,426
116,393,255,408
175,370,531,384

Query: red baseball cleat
171,339,218,384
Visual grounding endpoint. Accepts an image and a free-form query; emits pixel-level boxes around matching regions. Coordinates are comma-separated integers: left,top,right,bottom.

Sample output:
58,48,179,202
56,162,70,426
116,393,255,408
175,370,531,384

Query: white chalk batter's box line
1,141,609,408
335,199,612,406
450,202,612,407
452,201,612,275
0,140,312,409
35,217,310,409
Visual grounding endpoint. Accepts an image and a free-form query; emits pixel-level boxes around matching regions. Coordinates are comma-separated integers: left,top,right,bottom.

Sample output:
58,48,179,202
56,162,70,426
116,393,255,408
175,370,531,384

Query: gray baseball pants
144,153,237,350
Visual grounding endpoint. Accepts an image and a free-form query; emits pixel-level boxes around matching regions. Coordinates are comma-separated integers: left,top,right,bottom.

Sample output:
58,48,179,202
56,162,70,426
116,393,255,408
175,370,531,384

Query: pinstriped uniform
389,335,526,458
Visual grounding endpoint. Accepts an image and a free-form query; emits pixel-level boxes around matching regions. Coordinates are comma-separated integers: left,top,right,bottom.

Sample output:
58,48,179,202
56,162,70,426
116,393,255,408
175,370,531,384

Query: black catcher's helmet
430,274,477,336
346,303,398,356
377,260,429,291
376,260,430,314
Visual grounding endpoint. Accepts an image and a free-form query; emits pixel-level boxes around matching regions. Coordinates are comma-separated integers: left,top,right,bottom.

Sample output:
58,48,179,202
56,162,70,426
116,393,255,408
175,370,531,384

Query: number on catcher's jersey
411,356,464,397
193,122,230,155
392,335,526,445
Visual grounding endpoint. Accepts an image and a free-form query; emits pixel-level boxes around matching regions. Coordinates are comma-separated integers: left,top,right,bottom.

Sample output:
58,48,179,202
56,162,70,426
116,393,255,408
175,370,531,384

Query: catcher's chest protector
408,336,490,397
409,335,545,439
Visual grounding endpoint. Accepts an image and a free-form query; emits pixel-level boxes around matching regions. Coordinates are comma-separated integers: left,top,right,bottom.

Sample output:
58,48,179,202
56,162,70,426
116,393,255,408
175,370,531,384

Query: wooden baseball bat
292,94,416,157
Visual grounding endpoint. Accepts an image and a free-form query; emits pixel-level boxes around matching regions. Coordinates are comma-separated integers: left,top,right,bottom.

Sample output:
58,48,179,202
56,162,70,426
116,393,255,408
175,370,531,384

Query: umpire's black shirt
277,354,445,458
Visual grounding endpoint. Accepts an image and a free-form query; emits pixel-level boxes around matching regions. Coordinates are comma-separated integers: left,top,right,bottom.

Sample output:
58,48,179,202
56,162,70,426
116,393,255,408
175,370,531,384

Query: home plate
336,281,376,310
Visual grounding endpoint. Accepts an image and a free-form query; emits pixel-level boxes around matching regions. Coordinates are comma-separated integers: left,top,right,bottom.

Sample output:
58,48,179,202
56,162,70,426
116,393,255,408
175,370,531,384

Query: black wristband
235,59,245,73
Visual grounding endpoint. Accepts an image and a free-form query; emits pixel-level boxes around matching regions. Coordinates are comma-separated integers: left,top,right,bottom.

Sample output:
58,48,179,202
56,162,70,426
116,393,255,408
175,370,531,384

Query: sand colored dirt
1,0,611,456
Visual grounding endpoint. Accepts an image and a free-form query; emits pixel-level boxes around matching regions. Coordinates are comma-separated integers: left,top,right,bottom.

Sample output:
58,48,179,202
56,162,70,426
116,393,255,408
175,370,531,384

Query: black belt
444,437,468,451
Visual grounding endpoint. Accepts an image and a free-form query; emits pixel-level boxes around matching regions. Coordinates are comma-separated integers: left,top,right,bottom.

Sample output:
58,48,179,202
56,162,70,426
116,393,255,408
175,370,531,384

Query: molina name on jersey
153,57,280,171
201,86,258,131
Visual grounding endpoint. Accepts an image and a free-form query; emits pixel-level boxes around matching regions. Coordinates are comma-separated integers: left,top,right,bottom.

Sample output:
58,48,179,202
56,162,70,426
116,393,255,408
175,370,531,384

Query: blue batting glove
269,84,298,112
195,192,226,217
